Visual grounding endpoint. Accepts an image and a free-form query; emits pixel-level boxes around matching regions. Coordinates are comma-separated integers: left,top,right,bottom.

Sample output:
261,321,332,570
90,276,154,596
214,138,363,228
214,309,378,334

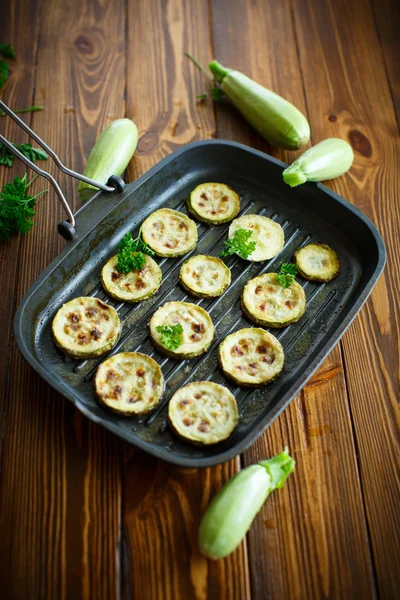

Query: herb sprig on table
0,43,46,166
219,228,256,260
0,105,44,117
116,231,155,273
156,324,183,350
0,142,48,168
276,263,298,288
0,174,48,240
0,44,16,59
185,52,224,102
0,43,15,88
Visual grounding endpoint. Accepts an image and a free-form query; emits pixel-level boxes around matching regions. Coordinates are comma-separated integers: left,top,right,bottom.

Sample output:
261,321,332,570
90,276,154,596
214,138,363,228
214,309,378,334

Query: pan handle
0,101,126,240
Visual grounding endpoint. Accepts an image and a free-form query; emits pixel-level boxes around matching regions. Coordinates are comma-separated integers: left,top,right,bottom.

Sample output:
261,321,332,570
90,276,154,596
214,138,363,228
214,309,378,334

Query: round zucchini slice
218,328,284,387
187,182,240,224
141,208,198,257
168,381,238,445
94,352,164,415
101,253,162,302
179,255,231,298
149,301,215,359
52,297,121,359
228,214,284,261
241,273,306,328
294,243,340,282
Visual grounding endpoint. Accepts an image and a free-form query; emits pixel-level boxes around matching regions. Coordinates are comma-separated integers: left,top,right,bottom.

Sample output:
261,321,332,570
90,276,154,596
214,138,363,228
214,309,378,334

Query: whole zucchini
209,60,310,150
282,138,354,187
198,448,295,559
78,118,138,201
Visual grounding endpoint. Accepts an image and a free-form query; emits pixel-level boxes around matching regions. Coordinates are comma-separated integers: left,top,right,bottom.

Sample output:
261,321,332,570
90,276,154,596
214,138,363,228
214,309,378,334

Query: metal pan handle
0,101,125,240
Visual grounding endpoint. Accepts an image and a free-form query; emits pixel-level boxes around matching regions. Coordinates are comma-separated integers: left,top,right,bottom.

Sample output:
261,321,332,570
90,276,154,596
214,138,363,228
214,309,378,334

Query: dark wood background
0,0,399,598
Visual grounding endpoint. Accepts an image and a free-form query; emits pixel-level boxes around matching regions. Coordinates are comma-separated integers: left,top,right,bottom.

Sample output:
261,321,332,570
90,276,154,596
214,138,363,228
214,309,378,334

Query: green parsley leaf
219,228,256,260
0,143,14,167
196,93,208,100
0,59,8,88
276,263,298,288
14,143,48,162
156,323,183,351
0,173,48,240
210,86,224,101
0,141,48,168
116,231,155,274
0,43,15,88
0,44,16,59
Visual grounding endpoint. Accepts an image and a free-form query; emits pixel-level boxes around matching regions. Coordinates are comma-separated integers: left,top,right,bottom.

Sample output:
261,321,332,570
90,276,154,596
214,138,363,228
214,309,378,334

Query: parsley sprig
276,263,298,288
220,228,256,260
0,43,46,151
156,323,183,350
0,174,48,240
0,105,44,117
0,43,15,88
0,44,16,59
0,60,8,89
0,142,48,168
116,231,155,273
185,52,224,102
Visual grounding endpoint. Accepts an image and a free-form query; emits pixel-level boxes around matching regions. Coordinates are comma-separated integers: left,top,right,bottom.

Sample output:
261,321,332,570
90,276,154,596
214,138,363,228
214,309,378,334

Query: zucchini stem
282,167,307,187
208,60,229,83
258,447,295,489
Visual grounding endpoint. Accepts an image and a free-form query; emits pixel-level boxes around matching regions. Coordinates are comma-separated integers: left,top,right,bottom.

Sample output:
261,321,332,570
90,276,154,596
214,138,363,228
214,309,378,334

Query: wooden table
0,1,399,598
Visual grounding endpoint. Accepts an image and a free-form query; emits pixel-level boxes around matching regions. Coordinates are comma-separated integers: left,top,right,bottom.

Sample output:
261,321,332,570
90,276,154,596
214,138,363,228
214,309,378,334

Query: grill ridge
143,230,320,426
75,197,256,375
65,193,345,440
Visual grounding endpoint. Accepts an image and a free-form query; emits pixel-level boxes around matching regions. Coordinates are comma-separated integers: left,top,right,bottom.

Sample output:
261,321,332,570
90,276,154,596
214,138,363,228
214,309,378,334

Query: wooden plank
210,0,376,597
0,0,126,597
245,348,376,599
122,1,251,598
292,0,400,597
0,0,41,458
122,451,249,600
371,0,400,124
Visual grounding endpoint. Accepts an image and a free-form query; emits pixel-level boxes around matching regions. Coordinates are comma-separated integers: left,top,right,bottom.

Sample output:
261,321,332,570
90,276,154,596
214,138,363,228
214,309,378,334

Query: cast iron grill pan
14,141,385,467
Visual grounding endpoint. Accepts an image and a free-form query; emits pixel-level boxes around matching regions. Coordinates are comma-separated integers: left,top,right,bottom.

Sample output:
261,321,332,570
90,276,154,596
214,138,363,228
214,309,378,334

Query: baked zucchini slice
149,301,214,359
228,214,284,261
101,253,162,302
218,328,284,387
294,243,340,282
179,255,231,298
241,273,306,328
141,208,198,257
168,381,238,445
52,297,121,359
94,352,164,415
187,182,240,224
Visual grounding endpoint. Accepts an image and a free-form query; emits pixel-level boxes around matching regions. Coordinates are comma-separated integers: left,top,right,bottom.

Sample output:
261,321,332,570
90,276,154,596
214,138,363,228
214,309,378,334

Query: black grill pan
13,139,385,467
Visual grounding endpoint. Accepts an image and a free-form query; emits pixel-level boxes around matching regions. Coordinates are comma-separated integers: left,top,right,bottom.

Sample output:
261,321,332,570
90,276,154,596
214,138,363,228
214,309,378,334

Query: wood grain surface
211,1,376,598
0,0,126,597
0,0,398,599
292,1,400,597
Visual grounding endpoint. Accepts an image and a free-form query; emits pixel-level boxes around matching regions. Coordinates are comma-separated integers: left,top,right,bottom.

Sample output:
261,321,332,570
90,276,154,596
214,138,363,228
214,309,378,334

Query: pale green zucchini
198,448,295,559
78,118,138,201
209,60,310,150
282,138,354,187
